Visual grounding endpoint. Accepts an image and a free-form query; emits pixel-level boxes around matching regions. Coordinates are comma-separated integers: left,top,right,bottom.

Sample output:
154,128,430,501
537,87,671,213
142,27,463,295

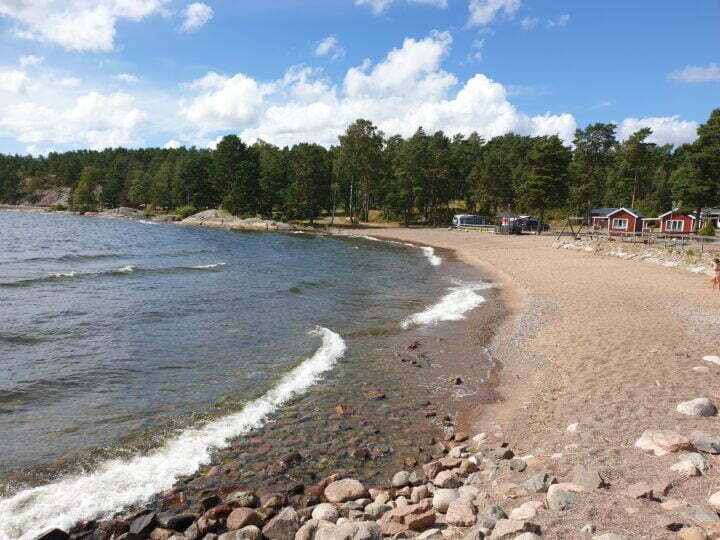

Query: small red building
607,207,644,236
658,210,695,234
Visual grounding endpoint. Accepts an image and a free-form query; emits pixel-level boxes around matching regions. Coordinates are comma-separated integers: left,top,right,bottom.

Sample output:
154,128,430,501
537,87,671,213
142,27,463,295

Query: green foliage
175,205,198,219
699,219,716,236
1,108,719,229
71,166,101,211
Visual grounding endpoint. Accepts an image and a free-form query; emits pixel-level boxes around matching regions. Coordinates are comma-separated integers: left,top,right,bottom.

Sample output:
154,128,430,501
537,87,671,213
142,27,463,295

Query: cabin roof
591,207,618,217
658,209,695,219
607,207,644,219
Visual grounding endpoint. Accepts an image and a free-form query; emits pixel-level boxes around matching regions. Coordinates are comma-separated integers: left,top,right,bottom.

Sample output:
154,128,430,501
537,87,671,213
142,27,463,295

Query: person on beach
712,258,720,290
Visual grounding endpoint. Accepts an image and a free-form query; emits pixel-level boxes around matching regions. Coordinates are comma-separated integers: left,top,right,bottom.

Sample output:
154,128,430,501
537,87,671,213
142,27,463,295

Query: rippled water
0,211,493,539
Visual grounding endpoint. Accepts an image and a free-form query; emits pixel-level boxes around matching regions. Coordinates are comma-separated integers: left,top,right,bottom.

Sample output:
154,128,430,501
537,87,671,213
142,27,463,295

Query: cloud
0,91,147,149
355,0,446,15
61,77,82,87
178,30,577,147
181,2,213,32
19,55,44,67
113,73,139,84
618,116,699,147
668,63,720,83
315,35,345,60
520,16,538,30
179,72,270,131
546,14,570,28
468,0,521,27
470,38,485,62
0,0,170,51
0,69,31,93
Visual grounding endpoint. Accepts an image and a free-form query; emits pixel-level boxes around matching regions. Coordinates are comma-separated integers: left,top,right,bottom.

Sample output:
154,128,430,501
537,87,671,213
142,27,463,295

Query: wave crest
0,327,345,539
401,281,495,329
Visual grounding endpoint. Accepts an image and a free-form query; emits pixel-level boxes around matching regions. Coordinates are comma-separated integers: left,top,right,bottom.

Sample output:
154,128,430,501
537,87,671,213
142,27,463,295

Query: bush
699,220,716,236
143,208,156,218
176,205,198,219
50,204,67,211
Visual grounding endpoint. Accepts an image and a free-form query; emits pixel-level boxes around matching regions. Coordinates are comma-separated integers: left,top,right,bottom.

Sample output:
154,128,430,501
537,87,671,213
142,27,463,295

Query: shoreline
7,213,720,538
0,212,506,540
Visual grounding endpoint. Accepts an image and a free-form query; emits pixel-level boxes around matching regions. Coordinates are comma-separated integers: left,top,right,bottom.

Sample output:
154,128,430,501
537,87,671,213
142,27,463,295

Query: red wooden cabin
658,210,695,234
607,208,644,236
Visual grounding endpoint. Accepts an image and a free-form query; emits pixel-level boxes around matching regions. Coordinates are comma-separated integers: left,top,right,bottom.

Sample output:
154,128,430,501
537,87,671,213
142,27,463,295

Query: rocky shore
36,419,720,540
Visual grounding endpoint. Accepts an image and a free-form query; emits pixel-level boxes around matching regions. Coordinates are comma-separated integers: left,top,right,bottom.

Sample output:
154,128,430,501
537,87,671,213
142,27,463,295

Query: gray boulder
262,507,299,540
521,473,556,493
690,431,720,454
676,398,717,417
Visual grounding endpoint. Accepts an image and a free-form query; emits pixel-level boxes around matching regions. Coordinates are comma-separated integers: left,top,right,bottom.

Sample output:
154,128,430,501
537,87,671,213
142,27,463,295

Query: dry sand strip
348,228,720,539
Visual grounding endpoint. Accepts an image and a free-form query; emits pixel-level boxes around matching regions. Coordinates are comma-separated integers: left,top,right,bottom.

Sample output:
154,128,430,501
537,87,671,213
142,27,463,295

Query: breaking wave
188,263,226,270
420,247,442,266
401,280,495,329
0,327,346,540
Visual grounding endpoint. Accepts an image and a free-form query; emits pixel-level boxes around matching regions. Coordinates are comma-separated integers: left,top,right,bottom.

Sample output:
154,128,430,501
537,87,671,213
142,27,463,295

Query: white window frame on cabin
666,219,684,232
612,218,628,230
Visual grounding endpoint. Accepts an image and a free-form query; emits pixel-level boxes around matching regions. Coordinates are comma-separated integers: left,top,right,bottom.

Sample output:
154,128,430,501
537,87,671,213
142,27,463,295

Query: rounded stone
432,488,459,513
311,503,339,523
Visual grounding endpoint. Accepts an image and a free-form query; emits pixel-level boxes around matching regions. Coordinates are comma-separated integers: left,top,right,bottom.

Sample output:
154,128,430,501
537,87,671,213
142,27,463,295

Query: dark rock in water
200,495,222,511
225,491,259,508
157,513,196,531
262,507,300,540
362,388,386,400
263,475,303,496
95,520,129,540
35,529,70,540
129,513,157,535
261,493,287,509
281,451,302,467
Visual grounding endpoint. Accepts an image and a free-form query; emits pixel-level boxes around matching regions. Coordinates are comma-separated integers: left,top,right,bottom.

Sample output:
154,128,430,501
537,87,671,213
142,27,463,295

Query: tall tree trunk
696,205,702,233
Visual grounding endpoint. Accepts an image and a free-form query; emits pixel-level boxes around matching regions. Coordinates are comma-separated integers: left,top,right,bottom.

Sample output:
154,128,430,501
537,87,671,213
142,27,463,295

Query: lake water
0,211,492,539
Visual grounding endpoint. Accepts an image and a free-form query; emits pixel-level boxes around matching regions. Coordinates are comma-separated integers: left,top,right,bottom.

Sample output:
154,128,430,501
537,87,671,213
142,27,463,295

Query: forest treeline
0,109,718,227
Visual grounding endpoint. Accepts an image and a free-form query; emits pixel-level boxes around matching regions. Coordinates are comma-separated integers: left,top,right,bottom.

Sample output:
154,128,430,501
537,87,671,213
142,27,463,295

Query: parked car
452,214,488,227
522,218,550,231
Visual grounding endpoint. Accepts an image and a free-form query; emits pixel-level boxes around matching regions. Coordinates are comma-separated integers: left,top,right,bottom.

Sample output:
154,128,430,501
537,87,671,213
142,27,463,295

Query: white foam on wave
115,265,135,273
401,281,495,329
50,272,76,278
359,235,381,242
420,246,442,266
190,263,226,270
0,327,346,540
137,220,158,225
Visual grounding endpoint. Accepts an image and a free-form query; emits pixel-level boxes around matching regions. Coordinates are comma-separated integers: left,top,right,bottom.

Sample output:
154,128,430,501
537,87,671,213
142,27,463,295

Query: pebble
522,472,556,493
311,503,339,523
432,488,459,513
676,398,718,417
671,460,700,477
324,479,367,503
547,487,574,511
635,430,692,456
445,498,476,527
690,431,720,454
509,501,543,521
364,502,391,520
392,471,411,488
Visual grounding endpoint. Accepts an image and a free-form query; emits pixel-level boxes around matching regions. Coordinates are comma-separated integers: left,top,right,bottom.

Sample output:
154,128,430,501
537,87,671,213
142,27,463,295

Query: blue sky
0,0,718,155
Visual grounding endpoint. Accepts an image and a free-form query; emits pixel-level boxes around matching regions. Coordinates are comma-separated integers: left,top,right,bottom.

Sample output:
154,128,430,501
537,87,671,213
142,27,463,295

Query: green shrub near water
176,205,198,219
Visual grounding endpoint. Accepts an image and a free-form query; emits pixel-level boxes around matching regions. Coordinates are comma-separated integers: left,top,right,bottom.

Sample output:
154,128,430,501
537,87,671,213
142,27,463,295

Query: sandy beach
347,228,720,538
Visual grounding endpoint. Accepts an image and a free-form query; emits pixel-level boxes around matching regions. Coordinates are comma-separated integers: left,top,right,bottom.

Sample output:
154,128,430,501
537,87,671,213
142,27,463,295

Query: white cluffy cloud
619,116,698,147
355,0,447,15
178,30,577,148
315,36,345,60
0,69,31,94
113,73,139,84
19,55,44,67
0,0,170,51
181,2,214,31
668,63,720,83
468,0,521,26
